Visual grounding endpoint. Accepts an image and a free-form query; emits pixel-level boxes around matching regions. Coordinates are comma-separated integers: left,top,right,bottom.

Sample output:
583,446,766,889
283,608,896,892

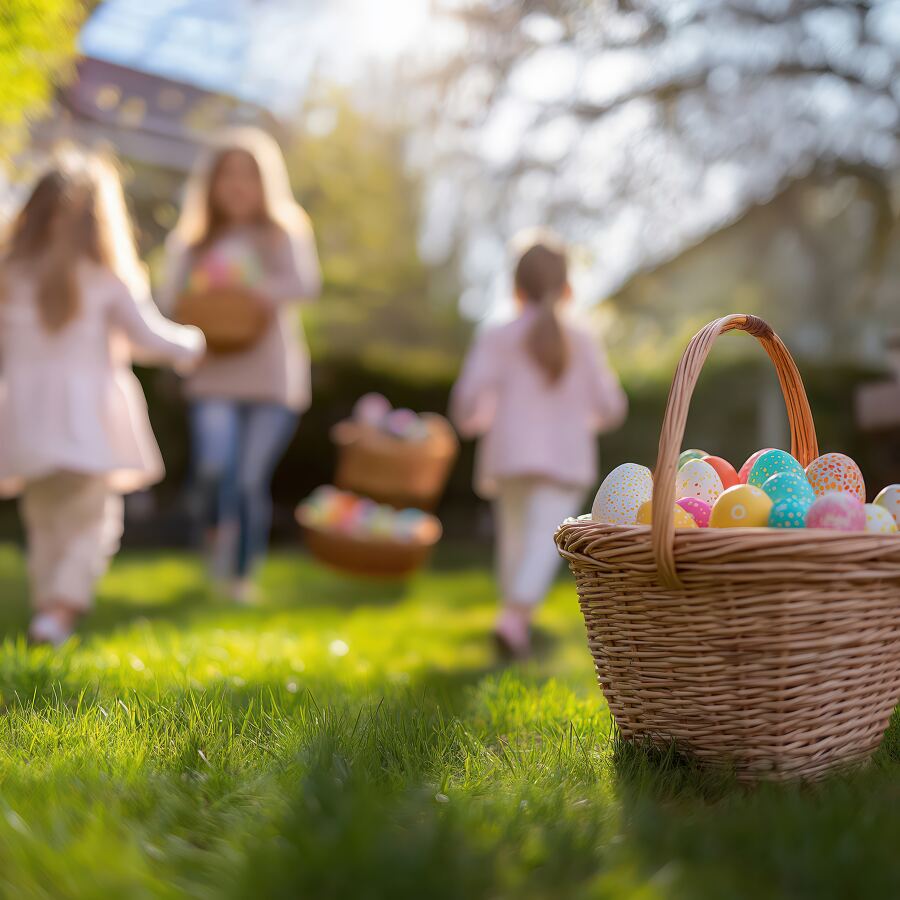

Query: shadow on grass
606,714,900,900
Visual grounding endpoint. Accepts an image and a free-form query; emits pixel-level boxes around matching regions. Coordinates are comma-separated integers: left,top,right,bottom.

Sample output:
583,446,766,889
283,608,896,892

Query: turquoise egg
768,495,812,529
761,470,815,505
747,449,804,489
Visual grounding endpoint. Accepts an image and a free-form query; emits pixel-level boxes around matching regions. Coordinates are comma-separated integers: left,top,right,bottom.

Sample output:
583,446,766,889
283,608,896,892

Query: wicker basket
332,414,459,511
175,288,272,354
555,314,900,782
297,511,442,579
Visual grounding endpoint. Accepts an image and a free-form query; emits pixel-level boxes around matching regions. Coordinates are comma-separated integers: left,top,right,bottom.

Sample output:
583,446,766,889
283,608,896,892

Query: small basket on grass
332,413,459,511
296,505,442,579
555,314,900,782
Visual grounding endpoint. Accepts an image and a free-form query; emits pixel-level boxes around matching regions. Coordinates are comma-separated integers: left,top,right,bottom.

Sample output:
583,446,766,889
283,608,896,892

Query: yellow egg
874,485,900,528
636,500,698,528
710,484,773,528
591,463,653,525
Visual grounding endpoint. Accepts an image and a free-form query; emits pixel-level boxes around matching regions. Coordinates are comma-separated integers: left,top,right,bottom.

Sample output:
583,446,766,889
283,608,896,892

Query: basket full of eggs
296,487,442,578
331,394,459,511
555,314,900,782
174,245,272,355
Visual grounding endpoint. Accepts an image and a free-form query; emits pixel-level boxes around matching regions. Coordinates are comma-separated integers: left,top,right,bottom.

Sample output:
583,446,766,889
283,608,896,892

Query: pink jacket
0,262,204,497
450,308,627,497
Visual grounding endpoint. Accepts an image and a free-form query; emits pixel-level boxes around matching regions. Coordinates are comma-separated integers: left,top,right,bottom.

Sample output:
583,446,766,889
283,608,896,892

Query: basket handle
651,314,819,589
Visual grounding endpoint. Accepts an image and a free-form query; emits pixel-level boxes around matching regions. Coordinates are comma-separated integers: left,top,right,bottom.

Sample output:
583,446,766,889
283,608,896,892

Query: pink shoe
494,607,531,658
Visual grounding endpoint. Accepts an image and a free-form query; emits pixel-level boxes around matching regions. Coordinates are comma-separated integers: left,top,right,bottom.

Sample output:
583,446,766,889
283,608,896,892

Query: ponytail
513,234,571,384
37,245,80,331
526,292,569,383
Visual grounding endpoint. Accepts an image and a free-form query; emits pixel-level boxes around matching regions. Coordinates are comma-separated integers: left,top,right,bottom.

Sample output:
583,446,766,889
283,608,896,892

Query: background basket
297,512,442,579
175,288,272,354
556,313,900,782
332,414,459,511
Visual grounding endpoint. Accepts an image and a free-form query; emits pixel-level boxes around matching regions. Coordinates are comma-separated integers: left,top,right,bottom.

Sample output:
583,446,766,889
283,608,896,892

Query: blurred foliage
288,88,470,374
0,0,83,157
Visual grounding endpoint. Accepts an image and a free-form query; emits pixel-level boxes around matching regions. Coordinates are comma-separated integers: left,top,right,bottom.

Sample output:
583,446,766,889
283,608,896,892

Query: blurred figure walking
0,153,205,644
451,232,627,657
160,128,321,601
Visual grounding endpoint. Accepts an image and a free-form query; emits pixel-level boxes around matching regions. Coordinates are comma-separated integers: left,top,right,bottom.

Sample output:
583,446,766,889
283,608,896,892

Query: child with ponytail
0,153,205,644
451,232,627,657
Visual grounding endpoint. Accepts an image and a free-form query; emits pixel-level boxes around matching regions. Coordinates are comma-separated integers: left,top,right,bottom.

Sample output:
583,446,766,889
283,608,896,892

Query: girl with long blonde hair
0,151,204,644
159,127,321,600
450,232,627,657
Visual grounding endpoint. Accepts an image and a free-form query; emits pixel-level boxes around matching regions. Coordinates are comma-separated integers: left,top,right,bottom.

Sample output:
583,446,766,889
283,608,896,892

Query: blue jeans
189,400,299,577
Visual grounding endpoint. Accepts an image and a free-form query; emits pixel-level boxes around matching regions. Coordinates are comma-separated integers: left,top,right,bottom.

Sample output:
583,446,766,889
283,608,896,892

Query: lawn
0,544,898,898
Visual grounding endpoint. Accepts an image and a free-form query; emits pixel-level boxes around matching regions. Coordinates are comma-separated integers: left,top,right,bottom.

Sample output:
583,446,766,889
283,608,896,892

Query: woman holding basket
160,127,321,601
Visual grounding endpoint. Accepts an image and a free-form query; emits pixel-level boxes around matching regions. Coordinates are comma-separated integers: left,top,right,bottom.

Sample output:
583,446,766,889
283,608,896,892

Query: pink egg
805,453,866,503
676,497,712,528
738,449,776,484
805,491,866,531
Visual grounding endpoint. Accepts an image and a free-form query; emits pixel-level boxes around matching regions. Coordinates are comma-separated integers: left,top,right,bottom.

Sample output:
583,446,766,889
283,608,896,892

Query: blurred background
2,0,900,546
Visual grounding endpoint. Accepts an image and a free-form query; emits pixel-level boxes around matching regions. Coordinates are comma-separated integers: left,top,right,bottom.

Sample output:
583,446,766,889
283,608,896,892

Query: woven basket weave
555,314,900,781
175,288,271,355
332,414,459,511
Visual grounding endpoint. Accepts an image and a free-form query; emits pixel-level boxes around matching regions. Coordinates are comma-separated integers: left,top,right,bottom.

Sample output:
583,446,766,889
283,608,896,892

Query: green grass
0,544,898,898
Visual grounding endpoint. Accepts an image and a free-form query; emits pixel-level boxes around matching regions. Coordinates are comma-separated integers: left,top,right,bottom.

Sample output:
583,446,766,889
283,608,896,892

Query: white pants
20,472,123,612
493,477,585,609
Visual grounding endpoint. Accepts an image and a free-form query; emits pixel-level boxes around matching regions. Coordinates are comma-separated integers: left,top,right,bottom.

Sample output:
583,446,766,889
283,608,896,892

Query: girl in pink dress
450,233,627,657
0,154,205,644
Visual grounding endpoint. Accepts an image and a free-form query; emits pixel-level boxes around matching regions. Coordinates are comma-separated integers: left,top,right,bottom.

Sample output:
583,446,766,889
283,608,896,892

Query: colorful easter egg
864,503,898,534
676,459,724,506
678,449,708,469
591,463,653,525
636,500,698,528
768,496,812,529
353,392,391,426
760,470,815,505
747,449,804,489
805,453,865,502
710,484,772,528
738,449,777,484
805,491,866,531
873,485,900,527
701,455,740,490
675,497,712,528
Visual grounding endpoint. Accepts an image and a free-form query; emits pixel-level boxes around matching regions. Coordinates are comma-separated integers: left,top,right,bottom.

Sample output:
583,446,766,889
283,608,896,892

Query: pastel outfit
160,224,321,577
0,262,204,610
450,307,627,607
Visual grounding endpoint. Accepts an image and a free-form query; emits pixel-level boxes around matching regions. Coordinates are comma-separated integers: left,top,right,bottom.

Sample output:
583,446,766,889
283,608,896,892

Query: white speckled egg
592,463,653,525
865,503,898,534
675,459,724,506
873,485,900,528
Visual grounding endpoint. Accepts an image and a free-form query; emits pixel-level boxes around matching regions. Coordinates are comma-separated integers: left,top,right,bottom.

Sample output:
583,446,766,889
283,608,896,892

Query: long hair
1,150,148,332
171,126,312,254
513,232,571,383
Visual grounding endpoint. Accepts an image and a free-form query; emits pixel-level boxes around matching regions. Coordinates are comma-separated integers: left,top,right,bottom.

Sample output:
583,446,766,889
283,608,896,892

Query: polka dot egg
761,470,815,505
865,503,898,534
747,449,804,489
676,459,724,506
710,484,772,528
592,463,653,525
805,491,865,531
769,496,812,529
738,448,776,484
675,497,711,528
873,485,900,528
805,453,865,503
636,500,698,528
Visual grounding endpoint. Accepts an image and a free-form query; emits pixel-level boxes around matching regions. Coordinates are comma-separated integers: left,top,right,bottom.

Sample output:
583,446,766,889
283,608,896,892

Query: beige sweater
159,225,321,411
